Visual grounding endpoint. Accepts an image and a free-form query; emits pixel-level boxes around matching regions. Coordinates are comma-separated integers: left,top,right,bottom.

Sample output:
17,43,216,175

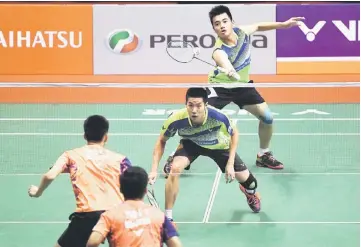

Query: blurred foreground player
28,115,132,247
87,166,182,247
149,88,261,222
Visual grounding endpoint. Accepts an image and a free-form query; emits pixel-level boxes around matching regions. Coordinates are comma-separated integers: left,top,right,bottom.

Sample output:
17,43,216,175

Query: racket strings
147,187,160,208
166,41,195,63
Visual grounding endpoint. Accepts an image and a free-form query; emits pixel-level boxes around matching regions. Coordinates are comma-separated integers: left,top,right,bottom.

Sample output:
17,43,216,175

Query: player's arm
228,122,239,164
86,213,112,247
166,237,183,247
239,17,305,35
151,134,169,173
28,152,69,198
162,216,183,247
212,49,238,79
86,232,105,247
150,115,177,175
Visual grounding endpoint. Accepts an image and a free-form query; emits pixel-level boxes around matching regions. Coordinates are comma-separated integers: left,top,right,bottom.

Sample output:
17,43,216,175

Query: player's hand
283,17,305,28
28,185,42,198
225,69,238,80
225,163,235,184
148,171,157,185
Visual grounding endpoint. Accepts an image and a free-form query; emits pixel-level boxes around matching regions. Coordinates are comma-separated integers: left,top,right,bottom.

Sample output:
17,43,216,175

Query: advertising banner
0,4,93,75
93,4,276,75
276,4,360,58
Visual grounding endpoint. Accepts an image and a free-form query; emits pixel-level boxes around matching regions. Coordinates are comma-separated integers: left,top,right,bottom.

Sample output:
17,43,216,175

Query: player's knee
170,162,185,177
259,108,273,124
240,172,257,190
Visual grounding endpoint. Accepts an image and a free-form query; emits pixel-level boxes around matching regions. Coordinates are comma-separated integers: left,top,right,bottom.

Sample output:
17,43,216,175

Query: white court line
202,169,222,223
0,117,359,121
0,221,358,224
0,132,358,136
0,172,359,176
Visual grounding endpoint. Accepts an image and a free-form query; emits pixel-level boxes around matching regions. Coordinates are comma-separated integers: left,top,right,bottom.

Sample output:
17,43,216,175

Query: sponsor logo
0,31,82,48
107,29,141,54
150,34,268,49
298,20,359,42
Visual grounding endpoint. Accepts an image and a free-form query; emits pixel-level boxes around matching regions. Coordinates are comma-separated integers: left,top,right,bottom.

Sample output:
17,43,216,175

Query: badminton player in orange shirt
86,166,182,247
28,115,132,247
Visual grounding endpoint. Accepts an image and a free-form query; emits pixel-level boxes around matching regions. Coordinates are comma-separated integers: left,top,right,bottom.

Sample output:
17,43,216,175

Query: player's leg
233,86,283,169
210,150,261,213
163,87,231,177
163,143,182,179
165,140,199,221
206,87,232,110
57,211,104,247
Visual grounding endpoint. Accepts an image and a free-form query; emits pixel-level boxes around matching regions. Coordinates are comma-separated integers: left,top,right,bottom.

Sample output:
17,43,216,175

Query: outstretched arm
150,134,169,177
28,153,68,198
149,118,177,184
212,49,239,80
239,17,305,35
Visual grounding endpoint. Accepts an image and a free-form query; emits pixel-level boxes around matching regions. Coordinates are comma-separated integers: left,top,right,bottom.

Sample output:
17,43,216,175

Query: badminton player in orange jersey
87,166,182,247
28,115,132,247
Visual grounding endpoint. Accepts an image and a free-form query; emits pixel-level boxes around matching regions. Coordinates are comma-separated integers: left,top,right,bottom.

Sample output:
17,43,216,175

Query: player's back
64,144,128,212
95,201,172,247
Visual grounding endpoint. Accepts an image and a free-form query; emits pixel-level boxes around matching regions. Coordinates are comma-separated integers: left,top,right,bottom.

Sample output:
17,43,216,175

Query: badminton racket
166,40,240,81
146,184,160,209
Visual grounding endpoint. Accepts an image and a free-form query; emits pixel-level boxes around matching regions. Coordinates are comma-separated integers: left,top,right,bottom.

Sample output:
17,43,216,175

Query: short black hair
186,87,208,103
209,5,233,25
120,166,148,200
83,115,109,142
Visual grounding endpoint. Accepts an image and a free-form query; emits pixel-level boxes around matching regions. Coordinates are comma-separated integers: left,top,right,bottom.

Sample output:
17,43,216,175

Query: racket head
166,40,196,63
146,186,160,208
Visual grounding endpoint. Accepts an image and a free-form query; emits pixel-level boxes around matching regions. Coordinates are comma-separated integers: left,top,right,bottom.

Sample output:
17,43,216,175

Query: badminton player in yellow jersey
149,88,261,221
163,5,305,175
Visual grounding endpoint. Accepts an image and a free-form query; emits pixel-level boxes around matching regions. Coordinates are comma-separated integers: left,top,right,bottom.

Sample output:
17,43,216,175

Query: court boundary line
202,169,222,223
0,172,359,176
0,117,359,121
0,221,359,224
0,132,358,136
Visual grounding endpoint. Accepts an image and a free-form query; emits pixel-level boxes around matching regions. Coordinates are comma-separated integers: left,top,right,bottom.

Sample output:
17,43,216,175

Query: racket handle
217,66,240,81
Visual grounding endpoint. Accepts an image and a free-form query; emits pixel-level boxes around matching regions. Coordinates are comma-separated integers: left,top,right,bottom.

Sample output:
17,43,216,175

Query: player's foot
239,185,261,213
256,151,284,170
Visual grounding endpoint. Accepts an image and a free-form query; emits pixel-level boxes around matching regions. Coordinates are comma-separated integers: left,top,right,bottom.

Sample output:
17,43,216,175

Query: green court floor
0,103,359,247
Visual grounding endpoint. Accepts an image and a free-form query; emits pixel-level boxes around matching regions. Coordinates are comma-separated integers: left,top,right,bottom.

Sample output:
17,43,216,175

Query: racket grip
217,66,240,81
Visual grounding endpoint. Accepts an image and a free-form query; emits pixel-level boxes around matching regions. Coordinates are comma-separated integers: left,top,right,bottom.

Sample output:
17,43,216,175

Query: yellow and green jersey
160,106,236,150
208,27,251,84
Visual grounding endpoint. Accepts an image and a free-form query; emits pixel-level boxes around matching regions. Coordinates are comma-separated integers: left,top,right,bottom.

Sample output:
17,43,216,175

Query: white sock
165,209,173,220
258,148,270,156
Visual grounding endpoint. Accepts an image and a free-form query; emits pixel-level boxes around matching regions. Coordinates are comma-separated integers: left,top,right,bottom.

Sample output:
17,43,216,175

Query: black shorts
206,81,265,109
57,211,105,247
174,139,248,173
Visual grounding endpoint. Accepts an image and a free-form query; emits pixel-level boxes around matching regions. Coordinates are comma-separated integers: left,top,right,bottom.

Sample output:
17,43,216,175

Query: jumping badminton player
87,166,182,247
149,88,261,222
163,5,305,175
28,115,132,247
